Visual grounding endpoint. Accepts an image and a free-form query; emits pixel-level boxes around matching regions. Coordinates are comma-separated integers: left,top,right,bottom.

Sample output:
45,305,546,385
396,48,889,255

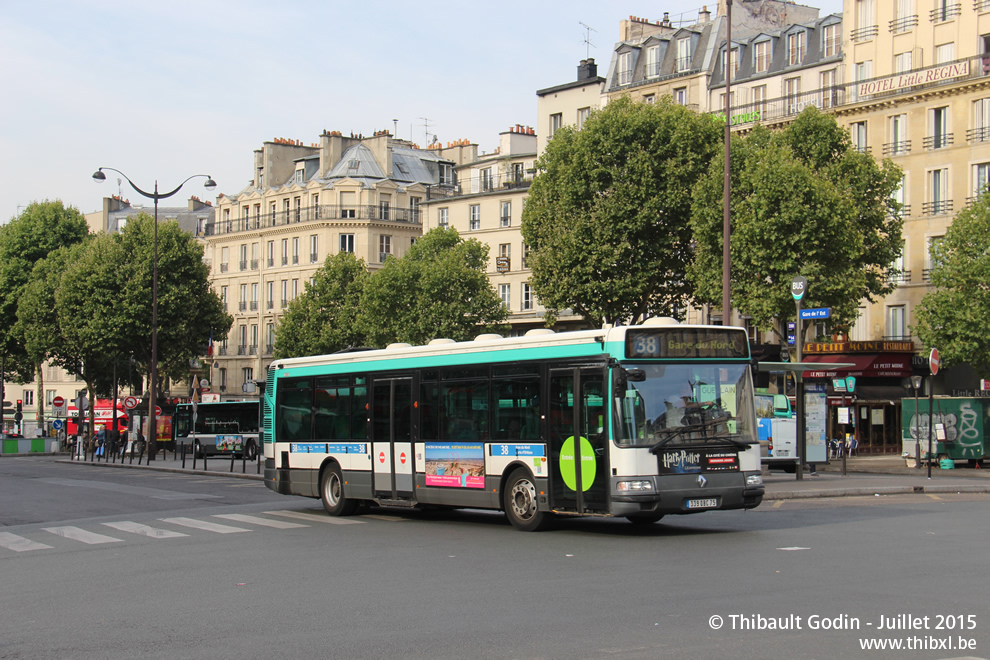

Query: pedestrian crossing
0,510,374,554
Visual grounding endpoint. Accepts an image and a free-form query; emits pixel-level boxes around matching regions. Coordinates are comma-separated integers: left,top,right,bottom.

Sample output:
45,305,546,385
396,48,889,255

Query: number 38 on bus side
262,318,764,531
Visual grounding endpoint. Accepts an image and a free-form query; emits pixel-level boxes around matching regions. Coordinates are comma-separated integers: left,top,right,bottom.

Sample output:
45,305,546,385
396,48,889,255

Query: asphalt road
1,457,988,659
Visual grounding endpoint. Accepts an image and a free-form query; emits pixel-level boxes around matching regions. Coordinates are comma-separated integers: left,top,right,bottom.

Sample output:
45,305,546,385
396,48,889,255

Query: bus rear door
371,376,414,501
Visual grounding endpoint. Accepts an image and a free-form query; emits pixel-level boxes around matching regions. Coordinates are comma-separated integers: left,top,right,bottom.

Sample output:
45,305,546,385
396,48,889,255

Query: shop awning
802,353,912,378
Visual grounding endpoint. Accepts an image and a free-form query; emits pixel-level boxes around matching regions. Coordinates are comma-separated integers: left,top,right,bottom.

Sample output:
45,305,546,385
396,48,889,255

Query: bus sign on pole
799,307,831,319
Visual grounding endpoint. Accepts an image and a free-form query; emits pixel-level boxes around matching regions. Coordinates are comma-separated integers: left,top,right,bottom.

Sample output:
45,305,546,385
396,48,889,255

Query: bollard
230,450,236,473
242,451,246,474
257,451,262,475
181,442,186,469
203,452,208,471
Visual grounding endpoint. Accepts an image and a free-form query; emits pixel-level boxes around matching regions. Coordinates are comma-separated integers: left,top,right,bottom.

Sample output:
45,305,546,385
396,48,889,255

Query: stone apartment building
206,131,461,395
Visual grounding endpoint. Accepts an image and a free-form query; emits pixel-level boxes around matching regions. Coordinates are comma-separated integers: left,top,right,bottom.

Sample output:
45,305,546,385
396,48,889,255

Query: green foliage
913,194,990,376
0,200,89,383
521,96,723,325
358,228,509,347
274,252,369,358
114,215,232,390
689,107,903,337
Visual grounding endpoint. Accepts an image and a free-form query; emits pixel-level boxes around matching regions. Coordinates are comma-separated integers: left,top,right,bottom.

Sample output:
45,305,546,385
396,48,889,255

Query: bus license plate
686,498,718,509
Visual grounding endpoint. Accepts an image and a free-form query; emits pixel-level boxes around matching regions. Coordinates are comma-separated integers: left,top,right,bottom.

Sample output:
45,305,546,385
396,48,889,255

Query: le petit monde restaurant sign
803,340,914,354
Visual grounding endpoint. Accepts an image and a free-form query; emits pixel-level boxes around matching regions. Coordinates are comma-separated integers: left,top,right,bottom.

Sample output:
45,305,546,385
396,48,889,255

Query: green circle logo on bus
559,436,596,492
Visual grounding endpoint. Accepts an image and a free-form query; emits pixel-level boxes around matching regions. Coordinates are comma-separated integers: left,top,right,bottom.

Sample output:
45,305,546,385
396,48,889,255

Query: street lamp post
722,0,733,326
92,168,215,462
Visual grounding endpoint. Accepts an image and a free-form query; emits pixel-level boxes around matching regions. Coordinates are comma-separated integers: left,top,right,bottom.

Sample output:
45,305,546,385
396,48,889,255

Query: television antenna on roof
579,21,597,59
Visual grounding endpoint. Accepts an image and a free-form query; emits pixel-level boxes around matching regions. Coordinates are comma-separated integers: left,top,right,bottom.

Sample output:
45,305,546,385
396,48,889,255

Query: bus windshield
613,363,757,448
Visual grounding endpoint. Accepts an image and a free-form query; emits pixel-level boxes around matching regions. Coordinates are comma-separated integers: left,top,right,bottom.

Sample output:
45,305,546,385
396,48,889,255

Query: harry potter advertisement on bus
425,442,485,488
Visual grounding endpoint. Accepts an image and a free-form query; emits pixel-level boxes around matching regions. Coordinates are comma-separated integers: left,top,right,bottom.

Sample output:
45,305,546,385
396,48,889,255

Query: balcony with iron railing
889,15,919,33
851,25,879,41
922,268,935,282
888,270,912,284
216,202,422,235
978,0,990,12
426,170,535,201
923,133,954,149
218,346,227,356
239,260,247,271
930,3,962,21
882,141,911,156
220,263,228,272
248,345,258,356
922,200,953,215
238,302,247,312
237,345,246,355
967,126,990,143
264,344,274,356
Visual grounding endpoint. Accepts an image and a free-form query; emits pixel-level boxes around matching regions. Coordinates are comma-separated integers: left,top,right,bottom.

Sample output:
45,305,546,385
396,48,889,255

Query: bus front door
549,367,609,514
372,377,414,500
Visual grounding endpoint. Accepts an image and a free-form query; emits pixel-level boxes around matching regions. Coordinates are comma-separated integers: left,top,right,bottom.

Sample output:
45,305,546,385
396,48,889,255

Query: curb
764,484,990,500
54,458,264,481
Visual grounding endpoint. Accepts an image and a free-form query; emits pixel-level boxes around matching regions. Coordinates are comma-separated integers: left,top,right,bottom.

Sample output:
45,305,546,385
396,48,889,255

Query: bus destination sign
626,328,749,360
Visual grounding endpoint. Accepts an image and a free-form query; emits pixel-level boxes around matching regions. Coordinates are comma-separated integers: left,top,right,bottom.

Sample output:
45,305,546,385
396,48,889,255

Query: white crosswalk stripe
159,517,250,533
213,513,308,529
42,526,123,544
0,531,53,552
102,521,189,538
264,510,365,525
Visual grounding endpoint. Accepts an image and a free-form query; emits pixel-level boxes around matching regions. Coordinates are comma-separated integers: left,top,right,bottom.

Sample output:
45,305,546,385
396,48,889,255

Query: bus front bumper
610,471,764,516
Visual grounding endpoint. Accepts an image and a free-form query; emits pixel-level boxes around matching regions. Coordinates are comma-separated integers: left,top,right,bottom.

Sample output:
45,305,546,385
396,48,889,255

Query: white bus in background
173,400,261,460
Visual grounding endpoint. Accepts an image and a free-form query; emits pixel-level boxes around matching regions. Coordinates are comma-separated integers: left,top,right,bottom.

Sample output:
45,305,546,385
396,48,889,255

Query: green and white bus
174,400,261,460
262,319,764,530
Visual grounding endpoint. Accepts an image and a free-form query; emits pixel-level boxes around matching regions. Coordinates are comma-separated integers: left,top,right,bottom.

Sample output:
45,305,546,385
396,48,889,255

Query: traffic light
15,399,22,433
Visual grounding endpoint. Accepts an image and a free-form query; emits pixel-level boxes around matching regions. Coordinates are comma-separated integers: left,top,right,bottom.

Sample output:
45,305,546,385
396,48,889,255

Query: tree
913,194,990,376
0,201,89,423
690,107,904,338
521,96,723,326
358,228,509,347
274,251,369,358
113,215,232,395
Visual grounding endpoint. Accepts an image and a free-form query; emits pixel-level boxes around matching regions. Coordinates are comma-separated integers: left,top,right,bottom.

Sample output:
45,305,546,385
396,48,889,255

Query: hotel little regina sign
804,341,915,354
857,61,970,98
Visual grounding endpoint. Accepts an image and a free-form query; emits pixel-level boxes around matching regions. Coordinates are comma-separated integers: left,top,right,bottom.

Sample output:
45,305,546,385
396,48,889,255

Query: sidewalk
763,454,990,500
51,452,990,501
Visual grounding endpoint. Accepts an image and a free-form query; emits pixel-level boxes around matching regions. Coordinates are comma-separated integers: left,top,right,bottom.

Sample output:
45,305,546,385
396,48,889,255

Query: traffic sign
791,276,808,301
929,348,940,376
52,396,65,408
123,396,139,410
53,419,64,431
799,307,831,319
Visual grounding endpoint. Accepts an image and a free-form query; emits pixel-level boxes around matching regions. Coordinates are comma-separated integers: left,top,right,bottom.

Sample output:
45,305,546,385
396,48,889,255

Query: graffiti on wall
907,402,983,458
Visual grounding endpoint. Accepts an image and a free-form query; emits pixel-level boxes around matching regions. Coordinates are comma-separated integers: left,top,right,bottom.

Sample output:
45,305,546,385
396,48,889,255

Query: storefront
802,340,917,454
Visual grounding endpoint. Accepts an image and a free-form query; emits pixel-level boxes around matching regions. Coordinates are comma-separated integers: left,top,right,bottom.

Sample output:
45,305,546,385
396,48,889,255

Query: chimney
661,12,671,27
699,5,711,23
577,57,598,81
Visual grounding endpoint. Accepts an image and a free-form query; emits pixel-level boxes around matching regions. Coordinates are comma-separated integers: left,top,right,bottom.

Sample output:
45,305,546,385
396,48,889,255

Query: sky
0,0,844,221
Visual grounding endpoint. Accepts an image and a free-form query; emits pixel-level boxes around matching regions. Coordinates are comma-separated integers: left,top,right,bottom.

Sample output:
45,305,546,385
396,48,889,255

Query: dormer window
646,45,661,77
294,169,304,184
754,40,771,73
722,46,739,79
618,51,633,85
787,31,806,66
676,38,692,72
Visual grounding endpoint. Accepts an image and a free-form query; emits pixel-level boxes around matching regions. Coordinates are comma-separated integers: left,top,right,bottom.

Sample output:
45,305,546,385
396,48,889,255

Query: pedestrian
119,428,129,457
136,427,146,456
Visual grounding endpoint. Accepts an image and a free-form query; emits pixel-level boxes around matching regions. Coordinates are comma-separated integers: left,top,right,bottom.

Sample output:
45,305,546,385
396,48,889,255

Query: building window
469,205,480,230
309,235,319,263
753,85,767,116
522,282,534,310
549,113,562,137
23,390,34,406
972,98,990,143
251,283,259,311
379,194,391,220
894,51,912,74
820,69,836,108
785,77,801,115
646,45,661,77
672,87,687,106
854,60,873,102
292,279,299,299
935,42,954,65
887,114,909,155
438,208,449,228
617,51,632,85
281,238,288,265
522,243,530,269
499,283,511,308
851,121,869,153
886,305,906,340
266,281,274,310
481,168,493,192
339,233,355,253
439,163,453,185
787,31,805,65
266,323,275,355
972,162,990,200
754,40,771,73
500,201,511,227
239,244,247,271
251,242,259,270
267,240,275,268
891,0,918,33
577,107,591,129
239,284,247,311
340,191,356,218
722,46,739,79
927,168,950,215
283,199,291,223
281,280,288,308
499,243,511,259
292,237,299,264
822,24,840,57
928,106,951,149
270,202,277,225
676,38,691,72
242,368,254,385
379,235,392,262
221,247,229,272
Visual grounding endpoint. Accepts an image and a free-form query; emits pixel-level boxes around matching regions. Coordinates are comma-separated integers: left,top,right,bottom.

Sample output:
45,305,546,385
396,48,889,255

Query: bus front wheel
321,464,358,517
504,469,550,532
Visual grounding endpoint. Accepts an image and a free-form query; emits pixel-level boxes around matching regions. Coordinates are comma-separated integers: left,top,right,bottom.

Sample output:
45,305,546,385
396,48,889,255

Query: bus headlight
746,474,763,487
616,480,654,492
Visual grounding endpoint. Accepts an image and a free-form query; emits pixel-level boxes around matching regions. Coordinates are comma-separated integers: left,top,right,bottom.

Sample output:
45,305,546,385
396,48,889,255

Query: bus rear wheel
321,464,358,517
243,439,258,461
504,469,549,532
